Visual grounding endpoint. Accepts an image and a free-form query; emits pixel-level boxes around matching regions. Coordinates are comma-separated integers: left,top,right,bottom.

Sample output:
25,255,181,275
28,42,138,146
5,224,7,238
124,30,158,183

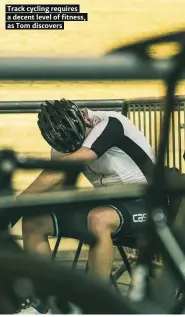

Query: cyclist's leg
86,198,147,281
22,214,57,257
87,206,120,280
22,213,59,313
52,204,120,280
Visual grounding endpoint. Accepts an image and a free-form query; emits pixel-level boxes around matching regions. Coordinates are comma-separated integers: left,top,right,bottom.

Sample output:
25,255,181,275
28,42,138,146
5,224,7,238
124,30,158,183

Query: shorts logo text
133,213,147,223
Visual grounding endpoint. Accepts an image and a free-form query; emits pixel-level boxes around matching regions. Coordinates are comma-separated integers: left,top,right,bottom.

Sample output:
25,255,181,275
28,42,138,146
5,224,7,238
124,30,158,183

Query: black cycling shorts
52,198,148,245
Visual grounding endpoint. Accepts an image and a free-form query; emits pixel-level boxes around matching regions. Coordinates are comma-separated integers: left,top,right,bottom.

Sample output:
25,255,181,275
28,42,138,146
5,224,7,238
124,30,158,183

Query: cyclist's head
37,99,86,153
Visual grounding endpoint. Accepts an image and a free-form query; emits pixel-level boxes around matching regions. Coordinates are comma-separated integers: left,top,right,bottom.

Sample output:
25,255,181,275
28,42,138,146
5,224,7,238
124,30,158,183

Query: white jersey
51,109,156,187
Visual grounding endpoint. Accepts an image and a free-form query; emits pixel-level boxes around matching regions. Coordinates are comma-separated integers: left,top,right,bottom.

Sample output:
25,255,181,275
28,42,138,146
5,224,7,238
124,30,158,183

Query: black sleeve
82,117,124,158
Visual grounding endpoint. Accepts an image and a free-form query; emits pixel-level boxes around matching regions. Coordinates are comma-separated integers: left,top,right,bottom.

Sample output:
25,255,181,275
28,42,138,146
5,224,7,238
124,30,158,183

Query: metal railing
123,96,185,173
0,99,125,113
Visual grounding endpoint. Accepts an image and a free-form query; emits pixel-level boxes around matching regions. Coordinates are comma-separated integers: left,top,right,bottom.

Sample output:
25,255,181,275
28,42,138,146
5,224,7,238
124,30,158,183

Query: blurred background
0,0,185,252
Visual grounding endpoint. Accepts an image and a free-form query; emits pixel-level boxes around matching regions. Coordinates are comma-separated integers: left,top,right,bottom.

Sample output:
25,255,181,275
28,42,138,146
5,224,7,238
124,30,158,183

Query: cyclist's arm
18,149,96,197
62,147,97,161
18,169,65,197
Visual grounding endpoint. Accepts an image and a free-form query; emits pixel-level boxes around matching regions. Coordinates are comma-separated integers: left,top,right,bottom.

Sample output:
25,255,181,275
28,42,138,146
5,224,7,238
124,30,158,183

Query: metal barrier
123,96,185,173
0,99,125,113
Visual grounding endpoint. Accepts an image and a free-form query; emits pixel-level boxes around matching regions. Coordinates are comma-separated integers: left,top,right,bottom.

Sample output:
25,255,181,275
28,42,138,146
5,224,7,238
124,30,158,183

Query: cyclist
19,98,155,312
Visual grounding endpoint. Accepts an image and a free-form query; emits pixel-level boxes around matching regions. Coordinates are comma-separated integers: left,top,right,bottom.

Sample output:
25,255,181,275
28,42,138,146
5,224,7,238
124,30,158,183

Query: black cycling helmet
37,99,86,153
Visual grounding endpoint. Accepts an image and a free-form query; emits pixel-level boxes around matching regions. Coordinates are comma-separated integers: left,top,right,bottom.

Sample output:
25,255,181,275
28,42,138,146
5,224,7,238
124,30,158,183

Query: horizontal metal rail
0,99,125,113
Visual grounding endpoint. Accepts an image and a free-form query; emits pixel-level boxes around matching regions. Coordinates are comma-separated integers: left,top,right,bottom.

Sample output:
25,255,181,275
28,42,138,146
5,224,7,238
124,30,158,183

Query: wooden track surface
0,0,185,238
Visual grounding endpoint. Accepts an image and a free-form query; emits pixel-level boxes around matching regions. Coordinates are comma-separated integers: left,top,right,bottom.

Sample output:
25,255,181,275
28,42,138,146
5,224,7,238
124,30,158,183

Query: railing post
121,101,129,117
